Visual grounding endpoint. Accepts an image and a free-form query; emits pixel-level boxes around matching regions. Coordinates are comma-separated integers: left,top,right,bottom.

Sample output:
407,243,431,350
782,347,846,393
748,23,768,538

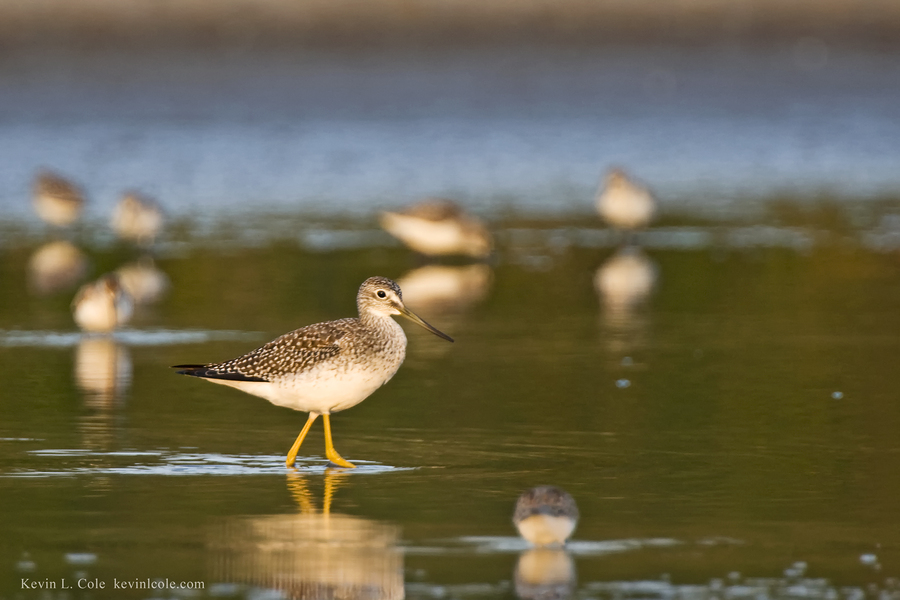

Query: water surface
2,42,900,600
2,212,900,598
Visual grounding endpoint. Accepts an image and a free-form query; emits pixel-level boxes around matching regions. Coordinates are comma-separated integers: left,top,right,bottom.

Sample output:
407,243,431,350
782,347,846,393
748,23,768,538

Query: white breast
515,514,577,547
598,187,656,230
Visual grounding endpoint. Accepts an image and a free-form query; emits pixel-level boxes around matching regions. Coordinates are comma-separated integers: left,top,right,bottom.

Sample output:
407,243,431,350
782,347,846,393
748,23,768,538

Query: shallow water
2,211,900,598
2,43,900,600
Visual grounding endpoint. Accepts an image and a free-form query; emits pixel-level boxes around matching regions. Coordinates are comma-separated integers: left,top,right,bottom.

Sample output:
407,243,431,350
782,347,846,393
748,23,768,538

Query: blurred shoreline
1,0,900,54
2,1,898,228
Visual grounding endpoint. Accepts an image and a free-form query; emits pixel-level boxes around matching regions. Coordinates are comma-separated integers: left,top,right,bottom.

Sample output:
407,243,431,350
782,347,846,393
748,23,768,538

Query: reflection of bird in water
115,257,170,305
594,247,657,325
515,548,576,600
32,170,85,227
595,247,657,357
75,337,133,405
513,487,579,599
209,470,403,600
596,168,656,232
380,198,492,259
72,274,134,333
74,337,132,449
285,468,349,515
173,277,453,469
398,264,492,314
111,192,165,245
27,240,89,295
397,264,492,359
514,486,579,547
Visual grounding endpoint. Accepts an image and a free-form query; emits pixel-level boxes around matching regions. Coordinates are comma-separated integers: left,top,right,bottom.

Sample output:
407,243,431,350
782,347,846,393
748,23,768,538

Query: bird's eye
377,290,387,299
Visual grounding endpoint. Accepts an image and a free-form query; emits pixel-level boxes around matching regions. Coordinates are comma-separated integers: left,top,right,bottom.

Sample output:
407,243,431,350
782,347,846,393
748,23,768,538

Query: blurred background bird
32,170,85,228
115,257,170,306
71,274,134,333
596,168,657,233
380,198,492,259
111,192,165,246
513,486,579,547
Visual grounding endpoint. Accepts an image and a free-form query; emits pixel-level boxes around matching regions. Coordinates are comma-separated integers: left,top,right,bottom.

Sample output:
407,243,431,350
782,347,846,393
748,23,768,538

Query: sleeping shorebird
380,199,492,259
596,168,657,232
71,274,134,333
33,170,85,228
513,486,580,547
172,276,453,469
111,192,165,245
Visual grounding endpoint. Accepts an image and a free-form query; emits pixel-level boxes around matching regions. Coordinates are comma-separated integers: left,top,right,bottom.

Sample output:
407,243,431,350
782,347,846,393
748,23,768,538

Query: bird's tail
171,364,267,382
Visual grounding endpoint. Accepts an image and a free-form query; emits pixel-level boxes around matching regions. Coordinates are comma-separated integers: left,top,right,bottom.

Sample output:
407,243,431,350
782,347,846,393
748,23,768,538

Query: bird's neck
359,309,393,330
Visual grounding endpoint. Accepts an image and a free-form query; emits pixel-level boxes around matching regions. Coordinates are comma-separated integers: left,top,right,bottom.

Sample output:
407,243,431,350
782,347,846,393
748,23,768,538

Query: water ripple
451,535,684,556
6,449,409,477
406,570,900,600
0,328,261,348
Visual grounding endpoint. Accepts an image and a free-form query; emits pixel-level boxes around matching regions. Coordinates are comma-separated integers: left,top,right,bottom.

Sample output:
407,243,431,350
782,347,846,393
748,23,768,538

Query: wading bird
173,276,453,468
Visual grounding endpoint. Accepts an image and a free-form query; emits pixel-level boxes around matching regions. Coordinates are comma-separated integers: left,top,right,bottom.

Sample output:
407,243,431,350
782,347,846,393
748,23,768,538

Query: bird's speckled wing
403,198,462,221
175,318,355,382
35,172,82,202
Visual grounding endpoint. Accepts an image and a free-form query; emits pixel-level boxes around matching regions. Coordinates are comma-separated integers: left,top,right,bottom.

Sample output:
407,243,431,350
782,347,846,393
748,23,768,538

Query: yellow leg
286,413,319,467
323,414,355,468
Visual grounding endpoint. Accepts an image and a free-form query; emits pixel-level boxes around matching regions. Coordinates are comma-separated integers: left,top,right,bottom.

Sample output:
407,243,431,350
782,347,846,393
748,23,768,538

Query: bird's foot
325,448,356,469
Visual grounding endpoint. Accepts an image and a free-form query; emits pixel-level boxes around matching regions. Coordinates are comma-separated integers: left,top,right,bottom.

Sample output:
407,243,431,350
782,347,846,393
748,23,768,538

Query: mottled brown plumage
189,322,349,382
